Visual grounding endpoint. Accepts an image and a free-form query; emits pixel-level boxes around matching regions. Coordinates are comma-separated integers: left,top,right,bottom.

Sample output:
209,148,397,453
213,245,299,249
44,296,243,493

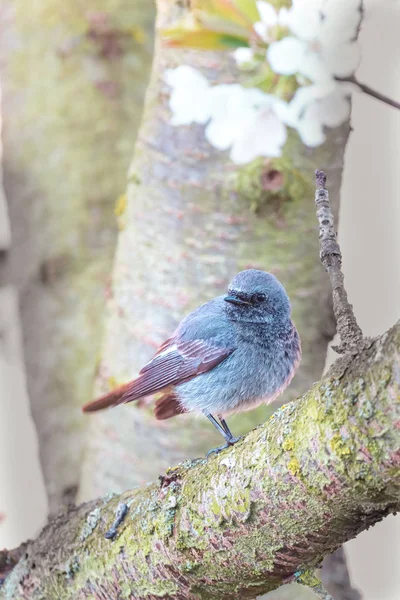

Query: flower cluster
165,66,287,163
166,0,362,162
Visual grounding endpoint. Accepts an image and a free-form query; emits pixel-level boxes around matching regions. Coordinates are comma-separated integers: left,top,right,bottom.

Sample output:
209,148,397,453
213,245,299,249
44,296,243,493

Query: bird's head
224,269,291,324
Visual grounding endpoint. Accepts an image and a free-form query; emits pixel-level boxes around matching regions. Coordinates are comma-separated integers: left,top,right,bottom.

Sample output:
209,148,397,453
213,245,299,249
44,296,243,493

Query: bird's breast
176,335,299,416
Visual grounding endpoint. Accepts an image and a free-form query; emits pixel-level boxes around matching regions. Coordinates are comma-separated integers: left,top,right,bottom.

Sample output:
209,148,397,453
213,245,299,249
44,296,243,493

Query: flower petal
267,37,307,75
205,84,256,149
230,108,287,163
278,7,289,27
299,49,331,83
205,118,236,150
164,65,209,90
256,1,278,27
165,66,212,125
232,47,254,65
254,20,271,42
322,0,362,44
284,0,324,41
296,103,326,147
205,85,282,160
322,41,360,78
274,87,313,126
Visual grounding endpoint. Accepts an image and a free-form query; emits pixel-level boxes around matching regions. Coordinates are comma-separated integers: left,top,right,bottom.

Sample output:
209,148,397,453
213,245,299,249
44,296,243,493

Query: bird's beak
224,295,251,306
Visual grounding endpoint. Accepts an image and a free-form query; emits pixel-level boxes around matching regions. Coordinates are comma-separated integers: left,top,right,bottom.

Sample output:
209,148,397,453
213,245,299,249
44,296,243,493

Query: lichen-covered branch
307,583,334,600
2,321,399,600
315,170,364,354
315,177,363,600
295,569,336,600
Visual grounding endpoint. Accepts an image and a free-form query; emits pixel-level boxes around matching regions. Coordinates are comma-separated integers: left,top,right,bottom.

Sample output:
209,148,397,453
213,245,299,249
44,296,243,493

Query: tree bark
0,0,155,511
78,0,350,500
2,321,399,600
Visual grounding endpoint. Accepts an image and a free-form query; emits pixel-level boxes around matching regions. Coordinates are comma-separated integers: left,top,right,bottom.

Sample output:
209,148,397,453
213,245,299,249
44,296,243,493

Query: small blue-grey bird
82,270,301,453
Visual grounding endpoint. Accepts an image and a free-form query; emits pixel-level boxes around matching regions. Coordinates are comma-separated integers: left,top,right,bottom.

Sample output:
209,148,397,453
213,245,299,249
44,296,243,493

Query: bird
82,269,301,455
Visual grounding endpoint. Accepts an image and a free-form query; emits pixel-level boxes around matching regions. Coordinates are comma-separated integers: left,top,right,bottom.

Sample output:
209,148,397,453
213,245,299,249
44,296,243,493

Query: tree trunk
78,0,350,500
0,90,10,250
2,321,399,600
0,0,155,512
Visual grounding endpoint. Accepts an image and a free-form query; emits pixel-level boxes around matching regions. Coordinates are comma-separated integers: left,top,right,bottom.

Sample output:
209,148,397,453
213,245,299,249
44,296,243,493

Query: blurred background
0,1,399,599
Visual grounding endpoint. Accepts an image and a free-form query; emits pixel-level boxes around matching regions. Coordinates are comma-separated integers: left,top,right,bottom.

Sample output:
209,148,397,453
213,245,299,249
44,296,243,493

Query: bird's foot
206,436,242,458
228,435,242,445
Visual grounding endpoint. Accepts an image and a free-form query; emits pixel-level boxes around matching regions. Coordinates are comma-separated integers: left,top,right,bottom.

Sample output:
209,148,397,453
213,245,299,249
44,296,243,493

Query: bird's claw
228,436,242,445
206,436,242,458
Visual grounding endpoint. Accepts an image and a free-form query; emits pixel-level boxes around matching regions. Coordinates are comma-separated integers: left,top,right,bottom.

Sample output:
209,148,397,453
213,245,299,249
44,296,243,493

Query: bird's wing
82,336,234,412
117,337,234,405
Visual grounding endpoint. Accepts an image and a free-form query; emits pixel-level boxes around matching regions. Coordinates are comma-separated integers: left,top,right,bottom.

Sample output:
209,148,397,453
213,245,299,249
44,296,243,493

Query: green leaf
192,0,254,29
162,27,249,50
234,0,260,22
194,11,252,38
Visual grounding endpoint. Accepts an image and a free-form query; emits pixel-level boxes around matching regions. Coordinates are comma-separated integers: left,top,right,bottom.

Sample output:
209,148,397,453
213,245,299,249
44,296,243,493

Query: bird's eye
253,293,267,304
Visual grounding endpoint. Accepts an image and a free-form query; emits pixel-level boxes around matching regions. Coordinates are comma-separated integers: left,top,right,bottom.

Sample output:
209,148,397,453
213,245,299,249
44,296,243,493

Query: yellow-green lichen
210,498,222,516
114,193,127,216
282,438,295,451
288,457,301,477
330,434,351,457
295,568,321,588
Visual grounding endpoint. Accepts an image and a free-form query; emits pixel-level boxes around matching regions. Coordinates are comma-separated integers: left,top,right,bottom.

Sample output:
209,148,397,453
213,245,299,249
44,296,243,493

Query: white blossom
275,82,351,147
165,0,362,164
267,0,361,83
232,47,255,66
165,67,287,163
230,106,287,163
164,66,211,125
253,1,279,42
205,86,287,162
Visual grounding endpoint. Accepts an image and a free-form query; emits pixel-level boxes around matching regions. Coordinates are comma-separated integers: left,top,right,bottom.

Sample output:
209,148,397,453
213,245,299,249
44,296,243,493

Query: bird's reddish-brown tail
82,382,133,412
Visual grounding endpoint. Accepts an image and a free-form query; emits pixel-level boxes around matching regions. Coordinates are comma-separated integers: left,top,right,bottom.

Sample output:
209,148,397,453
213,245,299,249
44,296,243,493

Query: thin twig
296,570,336,600
311,582,336,600
314,170,364,354
337,75,400,111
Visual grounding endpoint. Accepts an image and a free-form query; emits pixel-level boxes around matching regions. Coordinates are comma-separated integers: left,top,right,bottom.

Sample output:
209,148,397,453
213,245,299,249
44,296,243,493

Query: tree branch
1,320,399,599
295,569,336,600
310,583,335,600
337,75,400,111
315,170,364,354
315,171,363,600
